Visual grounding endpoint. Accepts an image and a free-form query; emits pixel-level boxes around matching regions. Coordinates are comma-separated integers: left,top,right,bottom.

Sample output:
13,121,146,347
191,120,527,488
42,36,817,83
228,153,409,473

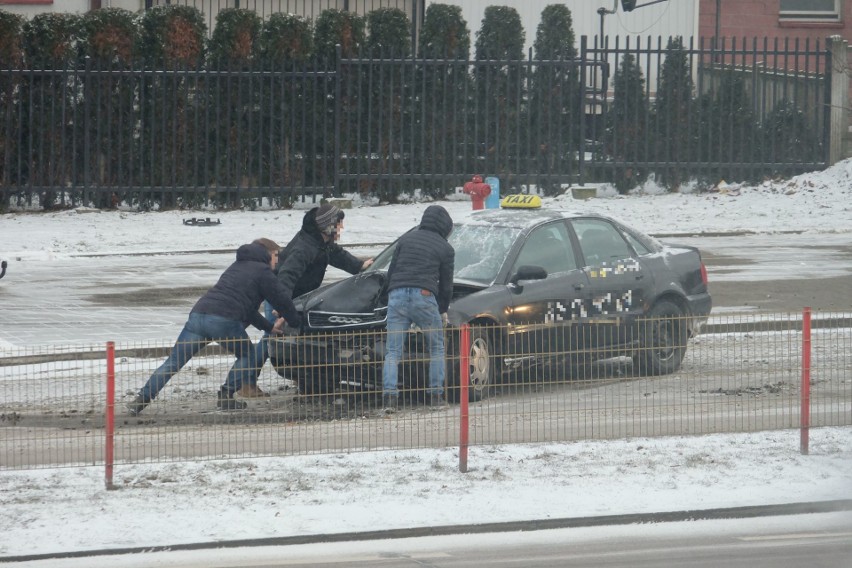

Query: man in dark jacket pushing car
242,204,374,398
127,239,301,416
382,205,455,411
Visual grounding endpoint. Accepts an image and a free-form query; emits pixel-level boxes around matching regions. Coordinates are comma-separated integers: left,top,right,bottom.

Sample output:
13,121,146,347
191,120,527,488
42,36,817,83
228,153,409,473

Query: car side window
573,219,633,265
511,223,577,276
623,231,651,255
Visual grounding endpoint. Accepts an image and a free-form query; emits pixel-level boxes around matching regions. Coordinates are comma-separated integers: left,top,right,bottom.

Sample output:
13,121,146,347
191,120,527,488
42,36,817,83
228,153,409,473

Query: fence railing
0,36,832,210
1,311,850,475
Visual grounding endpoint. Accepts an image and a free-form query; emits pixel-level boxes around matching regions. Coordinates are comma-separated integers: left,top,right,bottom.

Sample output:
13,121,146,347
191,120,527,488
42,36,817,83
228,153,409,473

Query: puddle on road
86,285,207,307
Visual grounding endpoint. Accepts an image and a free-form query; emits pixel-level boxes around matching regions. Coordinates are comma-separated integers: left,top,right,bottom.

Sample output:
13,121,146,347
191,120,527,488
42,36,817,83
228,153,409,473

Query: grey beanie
315,204,343,234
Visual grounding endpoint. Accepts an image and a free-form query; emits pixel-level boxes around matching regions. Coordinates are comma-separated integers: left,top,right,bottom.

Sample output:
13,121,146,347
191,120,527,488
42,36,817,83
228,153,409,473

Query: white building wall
433,0,698,56
1,1,144,18
432,1,697,95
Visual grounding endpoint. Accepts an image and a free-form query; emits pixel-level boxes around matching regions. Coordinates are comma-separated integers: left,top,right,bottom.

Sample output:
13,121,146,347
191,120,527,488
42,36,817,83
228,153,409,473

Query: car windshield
366,223,522,285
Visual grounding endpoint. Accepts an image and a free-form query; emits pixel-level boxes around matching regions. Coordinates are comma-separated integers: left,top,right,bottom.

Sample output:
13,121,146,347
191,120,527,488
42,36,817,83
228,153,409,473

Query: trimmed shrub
260,12,312,61
208,9,262,206
80,8,139,207
415,4,471,199
474,6,526,189
608,52,648,193
21,13,84,209
139,4,206,69
315,9,366,196
0,10,24,209
418,3,470,59
531,4,579,196
761,100,821,173
138,5,207,209
314,9,365,65
654,36,694,192
367,7,410,56
259,13,315,206
361,8,411,202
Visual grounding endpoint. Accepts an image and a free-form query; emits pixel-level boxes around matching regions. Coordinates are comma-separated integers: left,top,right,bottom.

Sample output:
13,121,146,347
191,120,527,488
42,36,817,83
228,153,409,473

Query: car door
504,221,592,359
570,218,653,351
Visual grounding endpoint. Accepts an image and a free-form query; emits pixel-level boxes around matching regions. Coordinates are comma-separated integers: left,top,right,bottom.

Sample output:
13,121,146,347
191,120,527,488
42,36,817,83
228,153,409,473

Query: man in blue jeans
382,205,454,410
127,239,301,416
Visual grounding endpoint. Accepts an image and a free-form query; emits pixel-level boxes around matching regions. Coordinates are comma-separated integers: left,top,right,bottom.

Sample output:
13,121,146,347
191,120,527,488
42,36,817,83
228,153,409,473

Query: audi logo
327,316,364,324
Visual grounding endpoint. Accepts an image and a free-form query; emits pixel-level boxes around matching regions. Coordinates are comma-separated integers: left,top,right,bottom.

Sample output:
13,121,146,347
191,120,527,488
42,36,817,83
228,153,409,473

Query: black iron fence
0,36,830,210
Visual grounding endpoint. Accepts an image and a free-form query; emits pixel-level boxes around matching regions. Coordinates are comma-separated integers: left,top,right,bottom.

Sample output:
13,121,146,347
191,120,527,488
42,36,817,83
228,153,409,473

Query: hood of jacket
300,208,326,242
236,243,271,264
419,205,453,239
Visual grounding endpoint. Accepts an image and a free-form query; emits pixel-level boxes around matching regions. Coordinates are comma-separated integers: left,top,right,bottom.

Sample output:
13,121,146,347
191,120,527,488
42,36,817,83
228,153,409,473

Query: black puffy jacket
192,243,301,331
386,205,455,313
276,207,364,298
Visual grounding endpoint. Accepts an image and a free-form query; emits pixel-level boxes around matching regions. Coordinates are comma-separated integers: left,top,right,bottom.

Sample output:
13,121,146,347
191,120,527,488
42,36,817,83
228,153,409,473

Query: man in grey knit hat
243,203,373,397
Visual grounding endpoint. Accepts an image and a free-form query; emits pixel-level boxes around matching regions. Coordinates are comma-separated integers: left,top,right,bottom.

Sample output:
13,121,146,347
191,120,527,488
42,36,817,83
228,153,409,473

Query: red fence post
459,324,471,473
105,341,116,489
800,308,812,455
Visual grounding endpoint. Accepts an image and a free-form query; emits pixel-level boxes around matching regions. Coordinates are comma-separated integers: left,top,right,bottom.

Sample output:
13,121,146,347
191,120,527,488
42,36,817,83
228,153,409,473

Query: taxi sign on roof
500,194,542,208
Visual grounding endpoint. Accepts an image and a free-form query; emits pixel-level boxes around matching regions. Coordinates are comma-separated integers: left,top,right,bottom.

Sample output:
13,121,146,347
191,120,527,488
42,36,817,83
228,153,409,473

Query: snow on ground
1,427,850,560
1,163,852,561
2,159,851,260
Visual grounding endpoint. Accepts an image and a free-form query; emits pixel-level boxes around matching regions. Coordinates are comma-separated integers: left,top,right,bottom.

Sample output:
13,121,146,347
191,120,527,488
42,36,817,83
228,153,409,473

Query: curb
3,499,851,563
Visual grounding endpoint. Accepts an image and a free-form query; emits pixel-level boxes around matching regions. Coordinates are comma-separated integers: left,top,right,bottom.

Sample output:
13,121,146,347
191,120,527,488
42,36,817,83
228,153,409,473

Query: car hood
294,271,488,331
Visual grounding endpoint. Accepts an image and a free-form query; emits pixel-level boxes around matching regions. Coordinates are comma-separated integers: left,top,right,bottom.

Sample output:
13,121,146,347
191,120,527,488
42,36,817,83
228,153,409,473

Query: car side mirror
510,265,547,286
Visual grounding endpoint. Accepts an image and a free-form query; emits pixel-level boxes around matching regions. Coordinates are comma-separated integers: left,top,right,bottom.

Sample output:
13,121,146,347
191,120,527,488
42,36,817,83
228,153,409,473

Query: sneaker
382,394,399,412
237,384,270,398
126,394,149,416
217,388,248,411
428,394,447,408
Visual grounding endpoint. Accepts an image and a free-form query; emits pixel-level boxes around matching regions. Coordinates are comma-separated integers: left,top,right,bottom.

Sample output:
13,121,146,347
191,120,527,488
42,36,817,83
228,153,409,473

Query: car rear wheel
632,300,688,376
447,325,495,403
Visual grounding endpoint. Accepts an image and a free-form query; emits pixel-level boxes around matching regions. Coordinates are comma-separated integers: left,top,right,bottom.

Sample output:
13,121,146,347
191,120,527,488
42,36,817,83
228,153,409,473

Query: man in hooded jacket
244,204,373,397
127,240,301,416
382,205,454,410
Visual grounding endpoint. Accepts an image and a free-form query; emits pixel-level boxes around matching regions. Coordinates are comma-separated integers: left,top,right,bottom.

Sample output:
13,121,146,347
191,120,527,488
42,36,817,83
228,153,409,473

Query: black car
269,198,711,401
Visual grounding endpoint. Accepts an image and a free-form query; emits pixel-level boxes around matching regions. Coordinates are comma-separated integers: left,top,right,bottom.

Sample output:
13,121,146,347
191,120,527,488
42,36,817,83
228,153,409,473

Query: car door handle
574,283,584,290
635,274,644,280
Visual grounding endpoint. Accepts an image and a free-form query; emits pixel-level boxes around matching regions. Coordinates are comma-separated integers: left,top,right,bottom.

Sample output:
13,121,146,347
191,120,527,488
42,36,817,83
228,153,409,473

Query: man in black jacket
245,204,373,397
382,205,454,410
127,239,301,416
277,204,373,298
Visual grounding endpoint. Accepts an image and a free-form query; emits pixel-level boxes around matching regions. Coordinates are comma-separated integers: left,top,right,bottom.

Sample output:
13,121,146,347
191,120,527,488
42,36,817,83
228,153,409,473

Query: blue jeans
382,287,445,396
139,312,257,401
251,301,277,384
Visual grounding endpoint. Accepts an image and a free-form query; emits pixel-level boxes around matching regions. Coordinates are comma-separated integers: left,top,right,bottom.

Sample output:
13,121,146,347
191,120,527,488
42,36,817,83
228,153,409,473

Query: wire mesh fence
1,310,850,472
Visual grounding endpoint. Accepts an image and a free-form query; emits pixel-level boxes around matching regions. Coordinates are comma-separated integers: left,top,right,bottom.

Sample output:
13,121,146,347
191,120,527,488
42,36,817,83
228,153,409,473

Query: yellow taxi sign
500,194,542,208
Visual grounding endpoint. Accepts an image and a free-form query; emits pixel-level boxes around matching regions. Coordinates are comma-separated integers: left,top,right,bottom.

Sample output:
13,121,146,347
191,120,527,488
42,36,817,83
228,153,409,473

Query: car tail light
700,262,708,286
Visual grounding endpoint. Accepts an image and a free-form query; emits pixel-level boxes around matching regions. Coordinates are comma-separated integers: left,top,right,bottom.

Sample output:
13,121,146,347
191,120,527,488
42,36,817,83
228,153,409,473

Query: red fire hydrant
463,174,491,210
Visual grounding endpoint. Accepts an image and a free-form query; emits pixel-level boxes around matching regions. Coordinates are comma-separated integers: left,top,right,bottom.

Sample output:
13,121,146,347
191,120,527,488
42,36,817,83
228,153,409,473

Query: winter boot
382,393,399,413
126,394,149,416
217,387,247,411
237,384,270,398
428,393,448,408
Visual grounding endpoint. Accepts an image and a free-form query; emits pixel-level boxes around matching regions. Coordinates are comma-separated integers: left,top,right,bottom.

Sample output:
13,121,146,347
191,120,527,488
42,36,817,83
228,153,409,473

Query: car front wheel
447,325,495,402
632,300,688,376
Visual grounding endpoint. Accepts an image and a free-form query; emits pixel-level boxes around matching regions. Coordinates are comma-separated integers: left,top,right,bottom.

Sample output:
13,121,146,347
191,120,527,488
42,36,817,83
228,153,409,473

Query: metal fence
0,36,830,210
1,311,850,474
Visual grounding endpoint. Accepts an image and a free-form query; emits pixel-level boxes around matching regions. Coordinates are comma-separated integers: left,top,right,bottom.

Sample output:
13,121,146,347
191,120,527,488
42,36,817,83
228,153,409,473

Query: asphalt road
1,231,850,348
682,232,852,313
